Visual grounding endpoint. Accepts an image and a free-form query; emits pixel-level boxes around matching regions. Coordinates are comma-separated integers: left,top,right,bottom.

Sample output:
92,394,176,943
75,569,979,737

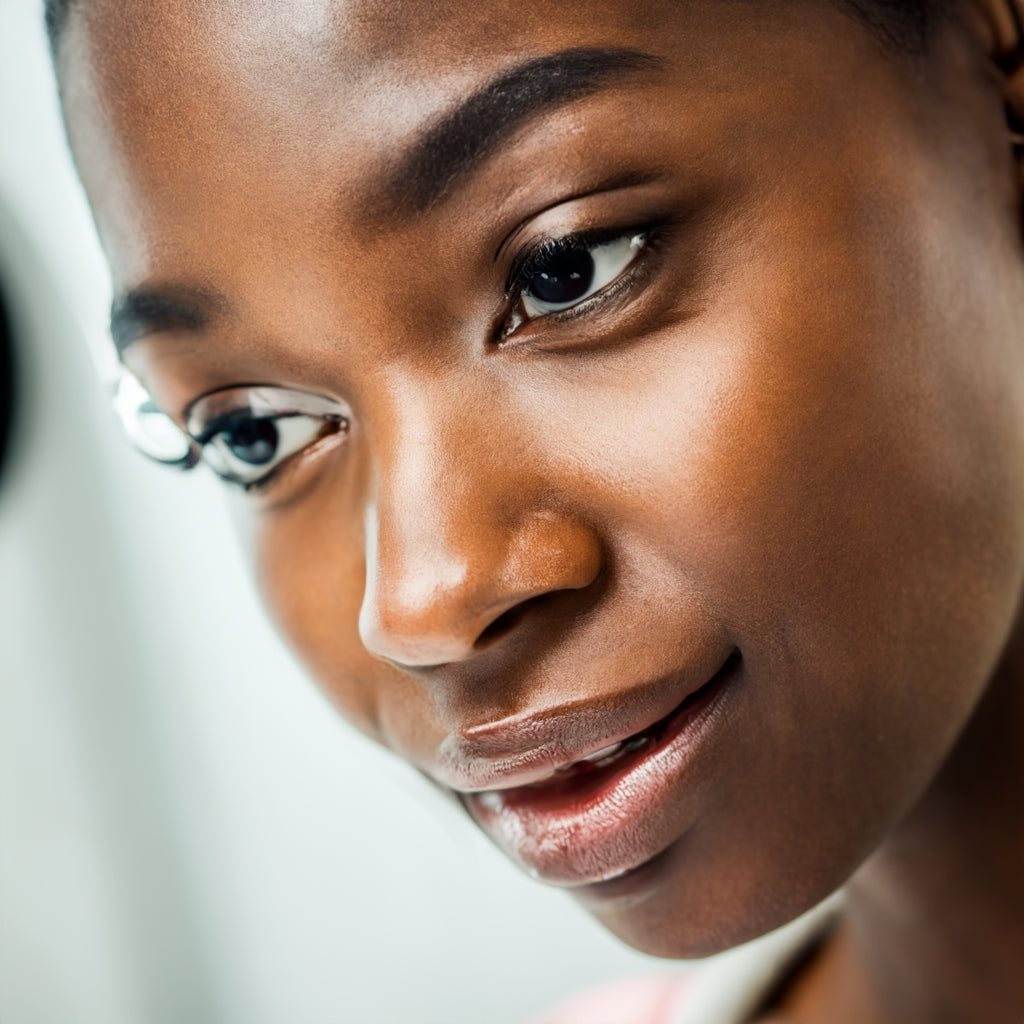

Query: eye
202,413,330,486
187,386,349,488
505,231,648,334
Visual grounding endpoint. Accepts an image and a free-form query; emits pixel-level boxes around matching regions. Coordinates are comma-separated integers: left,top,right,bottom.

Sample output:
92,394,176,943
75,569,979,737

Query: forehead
59,0,915,372
60,0,789,253
64,0,698,170
68,0,728,84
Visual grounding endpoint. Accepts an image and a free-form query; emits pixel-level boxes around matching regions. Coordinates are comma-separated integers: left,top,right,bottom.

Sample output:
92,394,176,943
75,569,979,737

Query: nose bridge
357,383,598,668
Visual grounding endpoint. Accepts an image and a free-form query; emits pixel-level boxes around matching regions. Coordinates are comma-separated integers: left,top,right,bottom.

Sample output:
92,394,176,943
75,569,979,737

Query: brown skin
58,0,1024,1020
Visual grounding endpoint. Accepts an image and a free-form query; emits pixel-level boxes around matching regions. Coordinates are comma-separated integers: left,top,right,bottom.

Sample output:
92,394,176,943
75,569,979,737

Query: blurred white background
0,1,667,1021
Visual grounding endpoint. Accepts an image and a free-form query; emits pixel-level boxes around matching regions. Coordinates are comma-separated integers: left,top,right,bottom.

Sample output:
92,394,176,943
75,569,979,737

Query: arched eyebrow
110,49,664,354
377,47,667,218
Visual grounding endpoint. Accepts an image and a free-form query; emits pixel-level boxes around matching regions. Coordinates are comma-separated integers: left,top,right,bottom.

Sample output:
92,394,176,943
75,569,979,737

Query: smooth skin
57,0,1024,1020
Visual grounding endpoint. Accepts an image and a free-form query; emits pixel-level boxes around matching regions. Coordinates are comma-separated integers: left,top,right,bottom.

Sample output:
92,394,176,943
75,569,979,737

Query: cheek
250,493,385,738
557,235,1024,955
577,170,1024,699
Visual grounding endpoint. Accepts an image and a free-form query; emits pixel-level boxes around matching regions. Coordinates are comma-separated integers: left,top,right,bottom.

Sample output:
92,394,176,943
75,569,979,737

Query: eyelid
207,413,343,491
185,385,350,440
491,171,666,265
182,385,351,491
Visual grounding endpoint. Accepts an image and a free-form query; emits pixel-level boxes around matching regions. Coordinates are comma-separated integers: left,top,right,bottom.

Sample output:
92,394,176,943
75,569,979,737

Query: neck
779,619,1024,1024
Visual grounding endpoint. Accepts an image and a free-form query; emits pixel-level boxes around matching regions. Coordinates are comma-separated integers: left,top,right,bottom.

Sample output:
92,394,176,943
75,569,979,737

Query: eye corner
498,226,655,343
182,384,351,493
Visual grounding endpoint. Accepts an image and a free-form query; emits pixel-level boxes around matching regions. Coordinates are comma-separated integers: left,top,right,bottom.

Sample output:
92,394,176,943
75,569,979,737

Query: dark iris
528,244,595,305
221,418,278,465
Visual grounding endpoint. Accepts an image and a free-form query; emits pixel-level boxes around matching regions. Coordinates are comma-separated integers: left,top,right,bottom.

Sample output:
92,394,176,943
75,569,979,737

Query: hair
840,0,950,52
43,0,950,59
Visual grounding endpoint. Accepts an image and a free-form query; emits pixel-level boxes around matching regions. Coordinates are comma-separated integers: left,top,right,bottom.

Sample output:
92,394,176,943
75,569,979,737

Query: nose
357,407,602,669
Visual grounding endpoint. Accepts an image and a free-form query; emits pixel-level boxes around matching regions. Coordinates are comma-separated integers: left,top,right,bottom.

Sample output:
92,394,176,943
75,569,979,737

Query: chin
564,829,852,960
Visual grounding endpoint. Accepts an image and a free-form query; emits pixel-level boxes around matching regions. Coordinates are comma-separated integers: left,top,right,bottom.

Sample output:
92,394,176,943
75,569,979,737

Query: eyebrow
110,285,229,354
110,49,663,353
378,47,667,218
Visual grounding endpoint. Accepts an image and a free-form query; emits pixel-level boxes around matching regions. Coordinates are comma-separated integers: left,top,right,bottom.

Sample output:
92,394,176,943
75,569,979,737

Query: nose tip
358,560,500,667
358,513,603,669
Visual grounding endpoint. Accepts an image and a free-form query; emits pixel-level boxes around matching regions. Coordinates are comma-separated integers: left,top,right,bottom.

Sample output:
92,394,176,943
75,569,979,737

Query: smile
455,652,741,888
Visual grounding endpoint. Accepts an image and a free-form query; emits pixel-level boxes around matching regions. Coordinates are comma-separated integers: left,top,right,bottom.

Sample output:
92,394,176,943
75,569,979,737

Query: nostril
363,510,604,664
476,602,528,649
474,588,569,651
473,555,609,653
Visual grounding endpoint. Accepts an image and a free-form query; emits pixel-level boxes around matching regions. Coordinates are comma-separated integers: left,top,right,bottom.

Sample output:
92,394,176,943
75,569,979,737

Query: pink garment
527,973,695,1024
525,897,841,1024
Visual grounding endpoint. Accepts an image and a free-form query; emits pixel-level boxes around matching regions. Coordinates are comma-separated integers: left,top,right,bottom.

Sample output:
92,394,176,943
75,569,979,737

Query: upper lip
432,648,736,793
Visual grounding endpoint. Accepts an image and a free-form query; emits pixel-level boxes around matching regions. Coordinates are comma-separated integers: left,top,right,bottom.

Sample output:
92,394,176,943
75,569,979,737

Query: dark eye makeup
124,208,670,494
501,223,657,339
185,387,349,491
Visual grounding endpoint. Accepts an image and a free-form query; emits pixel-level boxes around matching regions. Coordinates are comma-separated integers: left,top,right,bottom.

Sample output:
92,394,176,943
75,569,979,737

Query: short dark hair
841,0,950,52
43,0,950,59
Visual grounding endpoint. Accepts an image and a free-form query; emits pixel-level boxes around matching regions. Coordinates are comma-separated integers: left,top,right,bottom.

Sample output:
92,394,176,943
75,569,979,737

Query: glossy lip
445,651,741,887
434,647,737,793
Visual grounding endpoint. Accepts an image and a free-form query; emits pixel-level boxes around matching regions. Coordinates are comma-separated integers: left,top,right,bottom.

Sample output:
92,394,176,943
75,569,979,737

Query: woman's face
63,0,1024,956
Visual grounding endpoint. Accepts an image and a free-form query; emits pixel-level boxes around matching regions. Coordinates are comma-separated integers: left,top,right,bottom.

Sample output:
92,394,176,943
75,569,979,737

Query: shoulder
526,972,696,1024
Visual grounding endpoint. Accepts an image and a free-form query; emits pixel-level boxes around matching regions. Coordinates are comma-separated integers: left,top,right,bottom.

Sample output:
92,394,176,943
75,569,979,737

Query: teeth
583,733,654,769
580,742,624,764
554,740,629,774
546,731,653,781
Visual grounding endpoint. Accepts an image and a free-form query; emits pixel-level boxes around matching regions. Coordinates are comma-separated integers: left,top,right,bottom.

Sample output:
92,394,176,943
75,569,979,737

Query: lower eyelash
237,420,346,495
544,255,646,323
500,226,663,342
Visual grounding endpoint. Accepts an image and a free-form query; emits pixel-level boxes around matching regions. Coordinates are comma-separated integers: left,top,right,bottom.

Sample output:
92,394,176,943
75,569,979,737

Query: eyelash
214,417,343,494
185,389,350,494
502,223,659,339
162,222,662,493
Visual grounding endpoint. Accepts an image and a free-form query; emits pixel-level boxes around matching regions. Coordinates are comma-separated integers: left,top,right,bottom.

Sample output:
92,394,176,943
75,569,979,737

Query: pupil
529,246,595,305
223,418,278,465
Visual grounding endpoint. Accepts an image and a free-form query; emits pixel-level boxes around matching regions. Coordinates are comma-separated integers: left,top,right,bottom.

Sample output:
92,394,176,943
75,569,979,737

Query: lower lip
460,656,739,888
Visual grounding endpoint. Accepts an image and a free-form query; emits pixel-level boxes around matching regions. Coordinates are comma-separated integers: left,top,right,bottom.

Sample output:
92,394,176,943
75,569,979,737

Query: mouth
457,651,741,888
